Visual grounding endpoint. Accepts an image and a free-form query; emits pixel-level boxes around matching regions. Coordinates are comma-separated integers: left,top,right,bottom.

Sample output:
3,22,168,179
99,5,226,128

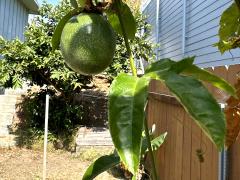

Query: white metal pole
43,94,49,180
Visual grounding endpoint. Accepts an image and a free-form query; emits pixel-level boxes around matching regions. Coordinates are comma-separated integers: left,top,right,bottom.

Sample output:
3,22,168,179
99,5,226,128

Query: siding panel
0,0,29,41
143,0,240,67
186,0,240,67
143,0,157,43
158,0,183,60
0,0,6,36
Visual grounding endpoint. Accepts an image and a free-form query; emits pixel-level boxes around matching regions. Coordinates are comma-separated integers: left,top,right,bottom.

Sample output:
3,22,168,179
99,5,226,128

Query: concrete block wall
0,95,18,147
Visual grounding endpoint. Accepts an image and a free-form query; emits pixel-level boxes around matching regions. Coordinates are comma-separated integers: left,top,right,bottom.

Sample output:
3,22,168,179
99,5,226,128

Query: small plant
52,0,236,180
91,130,167,179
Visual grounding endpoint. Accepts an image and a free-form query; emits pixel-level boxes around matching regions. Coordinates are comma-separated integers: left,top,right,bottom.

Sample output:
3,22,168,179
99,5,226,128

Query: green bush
23,89,83,136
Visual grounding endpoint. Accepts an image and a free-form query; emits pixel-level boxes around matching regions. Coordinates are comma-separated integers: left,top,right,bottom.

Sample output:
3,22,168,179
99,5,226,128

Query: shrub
23,89,83,136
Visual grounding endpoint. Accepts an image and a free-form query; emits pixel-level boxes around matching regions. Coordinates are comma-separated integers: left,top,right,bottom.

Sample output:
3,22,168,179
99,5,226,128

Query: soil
0,147,117,180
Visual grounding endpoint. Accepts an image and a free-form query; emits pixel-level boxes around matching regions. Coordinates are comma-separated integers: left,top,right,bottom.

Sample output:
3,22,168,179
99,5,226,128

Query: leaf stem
115,0,137,77
144,117,158,180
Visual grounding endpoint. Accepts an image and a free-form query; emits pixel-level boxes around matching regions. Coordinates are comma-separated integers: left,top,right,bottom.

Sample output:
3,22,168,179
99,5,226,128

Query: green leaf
219,3,240,41
145,58,174,74
216,2,240,53
12,75,22,89
107,2,136,40
145,59,227,149
0,72,10,85
141,132,167,155
82,154,120,180
146,58,236,97
70,0,78,8
52,8,82,50
50,71,61,80
170,57,194,73
108,73,150,174
145,71,225,149
150,132,167,151
182,65,237,97
213,41,235,54
78,0,86,7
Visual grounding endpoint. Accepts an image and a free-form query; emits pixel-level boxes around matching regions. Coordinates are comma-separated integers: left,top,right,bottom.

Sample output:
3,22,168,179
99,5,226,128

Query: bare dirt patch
0,147,117,180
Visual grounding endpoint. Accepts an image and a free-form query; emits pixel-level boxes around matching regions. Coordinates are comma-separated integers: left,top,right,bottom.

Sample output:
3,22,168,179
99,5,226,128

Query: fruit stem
115,0,137,77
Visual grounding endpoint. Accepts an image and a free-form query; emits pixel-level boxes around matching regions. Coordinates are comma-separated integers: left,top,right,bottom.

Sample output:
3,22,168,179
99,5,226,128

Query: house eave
19,0,39,14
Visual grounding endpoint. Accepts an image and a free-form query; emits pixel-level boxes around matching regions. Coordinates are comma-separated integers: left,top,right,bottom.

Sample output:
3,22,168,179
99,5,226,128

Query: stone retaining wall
0,95,20,147
0,91,109,148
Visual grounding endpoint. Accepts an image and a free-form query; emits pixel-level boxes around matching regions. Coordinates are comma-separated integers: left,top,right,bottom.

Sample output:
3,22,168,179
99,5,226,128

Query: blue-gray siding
0,0,29,41
143,0,157,43
143,0,240,67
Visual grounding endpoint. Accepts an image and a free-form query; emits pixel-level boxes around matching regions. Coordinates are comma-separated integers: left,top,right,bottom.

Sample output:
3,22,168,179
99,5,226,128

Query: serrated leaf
12,75,22,89
70,0,78,8
50,71,61,80
107,2,136,40
108,73,150,174
82,154,120,180
52,8,83,50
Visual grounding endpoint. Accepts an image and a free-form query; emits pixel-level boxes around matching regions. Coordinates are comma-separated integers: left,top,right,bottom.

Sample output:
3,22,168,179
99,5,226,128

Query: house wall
0,0,29,41
142,0,157,43
143,0,240,68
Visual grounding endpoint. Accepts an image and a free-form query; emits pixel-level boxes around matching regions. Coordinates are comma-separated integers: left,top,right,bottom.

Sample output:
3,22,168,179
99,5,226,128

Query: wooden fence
147,64,240,180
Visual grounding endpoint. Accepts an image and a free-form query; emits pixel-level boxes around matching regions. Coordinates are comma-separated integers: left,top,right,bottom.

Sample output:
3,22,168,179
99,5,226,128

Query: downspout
182,0,187,57
156,0,160,59
218,103,228,180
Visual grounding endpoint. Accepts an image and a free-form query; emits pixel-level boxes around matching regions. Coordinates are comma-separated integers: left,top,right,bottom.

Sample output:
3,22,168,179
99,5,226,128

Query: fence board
191,120,201,180
182,113,192,180
174,108,184,179
229,138,240,180
147,65,240,179
212,145,219,180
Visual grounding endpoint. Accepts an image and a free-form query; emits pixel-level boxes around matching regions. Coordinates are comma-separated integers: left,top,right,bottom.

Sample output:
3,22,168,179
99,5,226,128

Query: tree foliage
0,1,91,97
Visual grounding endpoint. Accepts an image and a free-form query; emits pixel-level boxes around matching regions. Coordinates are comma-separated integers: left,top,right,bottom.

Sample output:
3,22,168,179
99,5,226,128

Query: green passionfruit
60,13,116,75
